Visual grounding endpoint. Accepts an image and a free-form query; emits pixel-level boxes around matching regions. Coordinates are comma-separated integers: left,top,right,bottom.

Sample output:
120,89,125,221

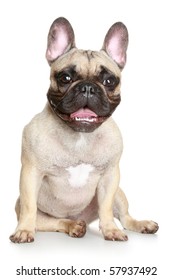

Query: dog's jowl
10,17,158,243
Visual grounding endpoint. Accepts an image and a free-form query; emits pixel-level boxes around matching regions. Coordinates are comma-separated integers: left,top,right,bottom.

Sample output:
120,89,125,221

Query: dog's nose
81,84,95,98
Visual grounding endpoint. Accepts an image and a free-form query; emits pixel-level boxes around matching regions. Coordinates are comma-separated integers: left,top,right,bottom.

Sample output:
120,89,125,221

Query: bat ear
102,22,128,70
46,17,75,65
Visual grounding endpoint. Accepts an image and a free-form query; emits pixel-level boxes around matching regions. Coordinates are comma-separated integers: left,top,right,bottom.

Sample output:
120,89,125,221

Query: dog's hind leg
14,198,86,238
36,209,86,238
114,187,159,234
36,196,99,236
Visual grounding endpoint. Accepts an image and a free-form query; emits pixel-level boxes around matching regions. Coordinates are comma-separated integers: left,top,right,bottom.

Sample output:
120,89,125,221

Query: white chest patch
66,164,94,188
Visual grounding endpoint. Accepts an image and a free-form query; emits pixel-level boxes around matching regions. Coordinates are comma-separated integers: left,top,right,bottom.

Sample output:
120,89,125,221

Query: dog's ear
46,17,75,64
102,22,128,70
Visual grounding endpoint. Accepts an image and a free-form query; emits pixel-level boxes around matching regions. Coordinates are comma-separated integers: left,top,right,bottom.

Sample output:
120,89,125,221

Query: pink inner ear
46,28,69,61
107,37,126,67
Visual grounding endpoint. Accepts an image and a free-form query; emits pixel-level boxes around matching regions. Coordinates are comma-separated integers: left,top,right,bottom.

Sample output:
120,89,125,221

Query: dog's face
46,18,128,132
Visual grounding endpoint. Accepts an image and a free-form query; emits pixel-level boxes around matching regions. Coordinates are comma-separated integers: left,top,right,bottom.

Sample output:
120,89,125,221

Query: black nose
81,84,95,98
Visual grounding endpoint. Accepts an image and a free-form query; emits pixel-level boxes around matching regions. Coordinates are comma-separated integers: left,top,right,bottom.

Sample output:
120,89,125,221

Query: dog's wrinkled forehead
50,48,121,79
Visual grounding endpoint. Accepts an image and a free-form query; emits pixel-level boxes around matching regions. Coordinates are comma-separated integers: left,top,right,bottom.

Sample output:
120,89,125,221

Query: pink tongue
70,108,98,118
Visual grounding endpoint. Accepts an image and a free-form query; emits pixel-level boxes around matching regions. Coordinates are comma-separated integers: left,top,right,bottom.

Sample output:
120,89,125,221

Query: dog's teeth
75,117,81,121
74,117,96,122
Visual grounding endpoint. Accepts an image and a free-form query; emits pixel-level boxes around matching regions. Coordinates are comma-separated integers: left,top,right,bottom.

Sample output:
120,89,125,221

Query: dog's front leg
98,163,128,241
10,163,42,243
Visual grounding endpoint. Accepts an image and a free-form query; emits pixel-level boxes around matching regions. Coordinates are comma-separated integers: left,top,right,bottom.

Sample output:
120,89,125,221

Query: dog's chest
45,156,102,193
42,129,112,169
38,133,109,213
66,163,94,188
38,161,99,217
34,117,122,217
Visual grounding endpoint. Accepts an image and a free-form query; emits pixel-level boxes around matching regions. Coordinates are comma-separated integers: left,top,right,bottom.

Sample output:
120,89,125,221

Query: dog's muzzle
47,81,121,132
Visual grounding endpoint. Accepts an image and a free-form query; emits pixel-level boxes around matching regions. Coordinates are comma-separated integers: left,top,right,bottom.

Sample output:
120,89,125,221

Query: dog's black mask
47,67,121,132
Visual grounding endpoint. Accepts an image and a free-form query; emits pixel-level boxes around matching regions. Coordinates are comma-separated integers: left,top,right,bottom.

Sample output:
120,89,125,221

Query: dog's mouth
47,85,116,132
51,106,109,132
57,107,108,124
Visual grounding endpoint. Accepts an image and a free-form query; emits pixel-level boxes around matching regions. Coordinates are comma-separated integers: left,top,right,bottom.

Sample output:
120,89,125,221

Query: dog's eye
103,77,117,87
57,73,72,84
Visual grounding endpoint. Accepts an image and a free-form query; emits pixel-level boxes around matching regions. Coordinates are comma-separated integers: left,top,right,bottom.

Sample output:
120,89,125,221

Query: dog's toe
140,221,159,234
10,230,34,243
104,229,128,241
68,220,86,238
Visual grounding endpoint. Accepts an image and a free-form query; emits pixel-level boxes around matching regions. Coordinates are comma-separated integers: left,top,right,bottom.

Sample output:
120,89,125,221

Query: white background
0,0,173,279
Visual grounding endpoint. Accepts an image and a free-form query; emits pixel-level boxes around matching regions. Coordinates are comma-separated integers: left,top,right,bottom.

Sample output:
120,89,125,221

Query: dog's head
46,17,128,132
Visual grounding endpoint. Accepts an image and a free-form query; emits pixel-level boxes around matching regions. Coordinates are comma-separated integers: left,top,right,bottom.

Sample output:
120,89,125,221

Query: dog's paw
68,220,86,238
139,220,159,234
103,229,128,241
9,230,35,243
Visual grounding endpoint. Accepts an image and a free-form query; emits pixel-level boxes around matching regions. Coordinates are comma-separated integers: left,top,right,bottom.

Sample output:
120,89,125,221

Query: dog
10,17,158,243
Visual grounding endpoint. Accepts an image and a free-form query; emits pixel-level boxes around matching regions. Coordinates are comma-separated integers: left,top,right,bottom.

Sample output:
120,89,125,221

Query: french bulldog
10,17,158,243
